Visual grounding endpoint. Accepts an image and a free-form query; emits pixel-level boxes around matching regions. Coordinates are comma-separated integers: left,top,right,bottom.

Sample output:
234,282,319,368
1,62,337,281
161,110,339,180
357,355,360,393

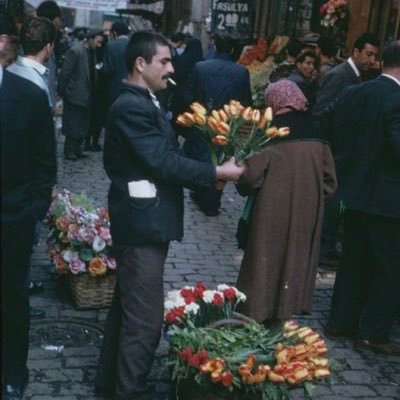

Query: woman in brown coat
236,80,337,325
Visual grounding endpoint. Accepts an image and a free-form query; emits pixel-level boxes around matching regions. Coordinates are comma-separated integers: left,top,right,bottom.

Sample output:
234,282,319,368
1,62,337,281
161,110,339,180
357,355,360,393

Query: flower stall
238,36,290,108
319,0,349,48
165,283,332,400
45,189,116,309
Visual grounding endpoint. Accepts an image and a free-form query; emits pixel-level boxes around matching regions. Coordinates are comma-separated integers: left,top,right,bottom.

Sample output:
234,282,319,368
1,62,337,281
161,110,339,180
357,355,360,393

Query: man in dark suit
313,33,380,119
324,41,400,355
58,29,103,160
183,32,252,216
102,20,130,107
313,33,380,268
95,31,245,400
1,68,57,398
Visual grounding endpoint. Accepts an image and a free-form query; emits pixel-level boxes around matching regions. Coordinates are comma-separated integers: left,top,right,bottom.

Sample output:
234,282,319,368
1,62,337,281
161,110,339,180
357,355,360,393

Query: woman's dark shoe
355,339,400,355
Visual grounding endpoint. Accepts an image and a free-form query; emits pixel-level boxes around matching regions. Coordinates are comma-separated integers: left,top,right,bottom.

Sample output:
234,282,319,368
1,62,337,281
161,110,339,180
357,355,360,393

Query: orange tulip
268,371,285,383
277,127,290,137
245,355,256,368
264,106,273,123
211,110,221,121
283,320,299,332
253,372,267,384
176,112,195,127
218,109,229,122
208,116,219,132
257,365,271,375
314,368,331,379
190,102,207,115
216,121,230,135
193,112,207,125
251,109,261,123
304,332,320,345
265,126,279,138
238,364,251,376
212,135,228,146
211,370,223,383
242,106,253,121
221,371,234,387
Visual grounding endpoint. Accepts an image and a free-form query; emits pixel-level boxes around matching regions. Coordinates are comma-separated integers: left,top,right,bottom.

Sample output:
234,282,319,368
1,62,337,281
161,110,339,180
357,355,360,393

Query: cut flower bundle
176,101,290,167
165,283,332,399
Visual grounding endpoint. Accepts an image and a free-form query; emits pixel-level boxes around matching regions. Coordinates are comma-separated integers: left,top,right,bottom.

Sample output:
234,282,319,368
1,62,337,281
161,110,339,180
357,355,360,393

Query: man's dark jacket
313,60,360,118
103,82,216,245
327,75,400,218
1,70,57,223
186,53,252,109
102,36,129,105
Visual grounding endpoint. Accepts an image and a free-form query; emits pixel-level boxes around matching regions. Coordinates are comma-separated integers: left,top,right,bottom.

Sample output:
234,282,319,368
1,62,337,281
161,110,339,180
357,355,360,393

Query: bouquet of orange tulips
176,100,290,166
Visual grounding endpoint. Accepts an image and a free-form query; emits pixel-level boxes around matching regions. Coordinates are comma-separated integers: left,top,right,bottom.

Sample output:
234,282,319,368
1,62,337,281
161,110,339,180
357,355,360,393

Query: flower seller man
95,31,245,400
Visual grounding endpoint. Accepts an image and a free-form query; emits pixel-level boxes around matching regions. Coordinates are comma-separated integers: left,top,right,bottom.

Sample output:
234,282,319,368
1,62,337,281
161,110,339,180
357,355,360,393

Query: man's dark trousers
329,210,400,341
96,243,169,400
1,216,36,387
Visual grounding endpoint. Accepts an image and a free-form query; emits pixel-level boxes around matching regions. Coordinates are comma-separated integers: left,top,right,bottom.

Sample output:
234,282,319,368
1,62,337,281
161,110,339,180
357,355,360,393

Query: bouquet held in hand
176,101,290,166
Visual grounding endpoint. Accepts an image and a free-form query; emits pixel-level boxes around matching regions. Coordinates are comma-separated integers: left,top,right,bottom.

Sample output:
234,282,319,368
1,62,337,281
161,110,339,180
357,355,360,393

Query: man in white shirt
7,16,55,108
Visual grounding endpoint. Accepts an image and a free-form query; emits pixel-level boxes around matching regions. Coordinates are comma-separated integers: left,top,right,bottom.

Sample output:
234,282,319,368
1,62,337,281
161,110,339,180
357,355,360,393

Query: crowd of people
1,1,399,399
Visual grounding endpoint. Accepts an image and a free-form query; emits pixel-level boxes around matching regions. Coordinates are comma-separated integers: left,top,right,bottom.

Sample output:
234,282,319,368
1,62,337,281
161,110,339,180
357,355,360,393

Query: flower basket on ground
45,189,116,309
165,283,332,400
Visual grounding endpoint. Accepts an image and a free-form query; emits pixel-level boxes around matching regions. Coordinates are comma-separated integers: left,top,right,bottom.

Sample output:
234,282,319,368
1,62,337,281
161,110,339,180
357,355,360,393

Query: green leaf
304,381,316,399
79,248,94,261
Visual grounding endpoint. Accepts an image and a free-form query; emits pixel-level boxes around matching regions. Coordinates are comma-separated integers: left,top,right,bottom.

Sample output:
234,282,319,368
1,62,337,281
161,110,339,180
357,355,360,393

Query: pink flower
327,5,335,14
105,256,117,270
98,226,111,241
69,258,86,275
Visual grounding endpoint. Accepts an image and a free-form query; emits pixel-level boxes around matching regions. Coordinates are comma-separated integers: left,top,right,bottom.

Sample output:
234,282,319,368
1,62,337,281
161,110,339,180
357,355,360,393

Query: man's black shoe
30,307,45,319
94,384,115,397
91,144,102,152
64,153,78,161
324,325,357,339
29,280,44,295
2,370,29,400
204,209,219,217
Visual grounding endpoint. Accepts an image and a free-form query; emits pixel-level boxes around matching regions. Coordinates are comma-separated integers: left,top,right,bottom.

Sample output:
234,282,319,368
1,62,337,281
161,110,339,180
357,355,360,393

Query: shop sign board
211,0,252,38
56,0,128,12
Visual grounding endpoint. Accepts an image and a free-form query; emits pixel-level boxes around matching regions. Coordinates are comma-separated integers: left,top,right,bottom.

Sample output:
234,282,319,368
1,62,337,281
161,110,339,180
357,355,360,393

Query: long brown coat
236,113,337,322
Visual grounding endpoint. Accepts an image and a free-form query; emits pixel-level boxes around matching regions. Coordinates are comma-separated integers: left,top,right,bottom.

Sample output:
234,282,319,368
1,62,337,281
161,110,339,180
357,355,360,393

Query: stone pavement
26,133,400,400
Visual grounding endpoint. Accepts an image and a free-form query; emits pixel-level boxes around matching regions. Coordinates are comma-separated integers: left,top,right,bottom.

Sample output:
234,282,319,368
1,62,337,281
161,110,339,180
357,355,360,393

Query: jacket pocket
129,196,160,210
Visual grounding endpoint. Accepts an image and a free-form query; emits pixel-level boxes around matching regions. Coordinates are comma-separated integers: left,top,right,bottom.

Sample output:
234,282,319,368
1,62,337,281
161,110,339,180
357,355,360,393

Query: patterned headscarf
264,79,308,116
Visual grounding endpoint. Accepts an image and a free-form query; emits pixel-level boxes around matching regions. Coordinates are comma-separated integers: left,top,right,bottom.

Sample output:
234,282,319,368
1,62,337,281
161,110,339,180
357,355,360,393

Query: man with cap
102,20,130,107
58,28,103,160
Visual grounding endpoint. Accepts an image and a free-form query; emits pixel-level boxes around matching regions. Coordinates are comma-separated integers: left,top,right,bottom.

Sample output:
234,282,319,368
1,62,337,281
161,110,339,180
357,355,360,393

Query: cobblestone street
26,133,400,400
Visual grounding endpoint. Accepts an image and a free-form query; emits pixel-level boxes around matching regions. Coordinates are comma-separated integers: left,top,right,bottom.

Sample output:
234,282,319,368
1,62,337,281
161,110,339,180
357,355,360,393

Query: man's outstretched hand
216,157,245,182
